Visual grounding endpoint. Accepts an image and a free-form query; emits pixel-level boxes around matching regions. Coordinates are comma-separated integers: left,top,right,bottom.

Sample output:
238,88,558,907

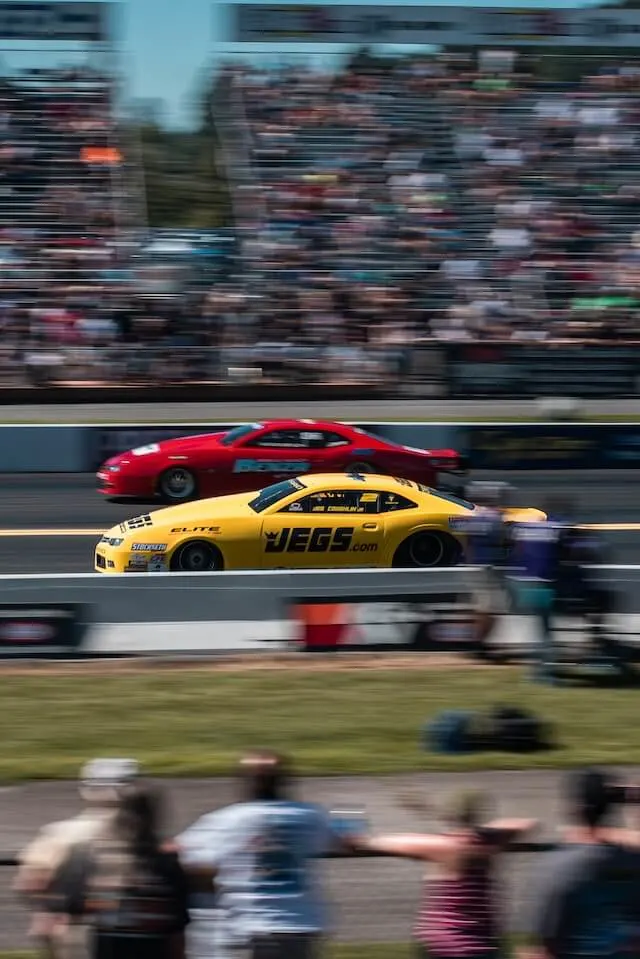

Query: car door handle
363,523,378,531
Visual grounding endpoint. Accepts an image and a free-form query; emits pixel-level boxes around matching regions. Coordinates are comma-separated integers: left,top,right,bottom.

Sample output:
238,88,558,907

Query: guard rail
0,567,485,623
0,566,636,625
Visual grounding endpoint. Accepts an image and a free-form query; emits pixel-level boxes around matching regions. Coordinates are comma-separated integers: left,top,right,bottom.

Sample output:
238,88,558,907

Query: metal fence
0,842,555,952
2,340,640,397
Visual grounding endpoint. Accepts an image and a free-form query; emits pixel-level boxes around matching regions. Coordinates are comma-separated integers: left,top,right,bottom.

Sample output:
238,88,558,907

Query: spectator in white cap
14,757,140,958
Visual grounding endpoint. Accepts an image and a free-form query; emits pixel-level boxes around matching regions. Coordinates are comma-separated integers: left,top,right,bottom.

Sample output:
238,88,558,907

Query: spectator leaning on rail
522,768,640,959
361,790,537,959
176,748,362,959
56,783,190,959
14,757,140,956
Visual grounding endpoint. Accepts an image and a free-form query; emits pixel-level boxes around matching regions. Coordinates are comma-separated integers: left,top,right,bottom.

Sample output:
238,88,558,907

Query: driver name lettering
234,459,310,473
264,526,377,554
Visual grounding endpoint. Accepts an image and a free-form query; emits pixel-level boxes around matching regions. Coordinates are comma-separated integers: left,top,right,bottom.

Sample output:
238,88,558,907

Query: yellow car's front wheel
392,531,461,569
170,540,224,572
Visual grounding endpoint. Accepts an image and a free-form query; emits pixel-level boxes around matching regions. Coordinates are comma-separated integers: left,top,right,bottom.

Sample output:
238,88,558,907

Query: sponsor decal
126,514,153,530
147,553,167,572
132,444,160,456
170,526,220,534
264,527,378,554
233,459,311,474
0,621,55,644
131,543,167,552
0,605,83,658
448,517,472,531
126,554,148,569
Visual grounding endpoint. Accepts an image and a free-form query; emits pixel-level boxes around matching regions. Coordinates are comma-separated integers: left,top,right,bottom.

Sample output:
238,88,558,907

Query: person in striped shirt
362,790,537,959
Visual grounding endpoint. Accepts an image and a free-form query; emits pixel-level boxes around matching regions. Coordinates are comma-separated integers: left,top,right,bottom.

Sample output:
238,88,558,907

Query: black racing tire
170,540,223,573
158,467,198,503
350,461,380,474
392,531,462,569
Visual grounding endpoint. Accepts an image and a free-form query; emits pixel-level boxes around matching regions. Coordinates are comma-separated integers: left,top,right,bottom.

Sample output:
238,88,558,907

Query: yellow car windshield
249,478,306,513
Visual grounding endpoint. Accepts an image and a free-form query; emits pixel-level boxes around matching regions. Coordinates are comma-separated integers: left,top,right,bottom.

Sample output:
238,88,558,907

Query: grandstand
0,1,143,387
216,50,640,353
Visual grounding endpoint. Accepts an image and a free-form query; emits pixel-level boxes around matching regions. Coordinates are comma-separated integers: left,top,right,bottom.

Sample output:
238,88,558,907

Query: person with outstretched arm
360,790,538,959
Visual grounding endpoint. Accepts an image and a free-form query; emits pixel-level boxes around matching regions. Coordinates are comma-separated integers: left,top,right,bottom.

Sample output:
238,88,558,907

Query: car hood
105,432,227,467
107,491,258,538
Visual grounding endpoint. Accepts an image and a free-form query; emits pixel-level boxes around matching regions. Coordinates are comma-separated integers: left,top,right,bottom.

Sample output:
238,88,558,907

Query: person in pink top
362,792,537,959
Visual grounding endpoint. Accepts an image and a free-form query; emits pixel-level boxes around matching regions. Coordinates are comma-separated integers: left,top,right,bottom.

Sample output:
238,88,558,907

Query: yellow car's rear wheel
393,531,461,569
170,540,223,572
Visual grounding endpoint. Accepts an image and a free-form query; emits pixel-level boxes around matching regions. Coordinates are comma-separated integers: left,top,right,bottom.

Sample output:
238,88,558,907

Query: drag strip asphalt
0,470,639,574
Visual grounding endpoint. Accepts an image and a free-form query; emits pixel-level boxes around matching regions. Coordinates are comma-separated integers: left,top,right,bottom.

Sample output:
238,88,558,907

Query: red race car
97,420,468,503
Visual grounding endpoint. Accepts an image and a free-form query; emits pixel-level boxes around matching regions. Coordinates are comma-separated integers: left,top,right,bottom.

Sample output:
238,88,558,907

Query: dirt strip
0,652,498,675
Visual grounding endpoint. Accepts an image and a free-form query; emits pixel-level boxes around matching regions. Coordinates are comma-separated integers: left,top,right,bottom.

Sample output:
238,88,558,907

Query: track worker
361,791,537,959
14,758,140,959
176,749,362,959
462,482,512,660
507,512,566,685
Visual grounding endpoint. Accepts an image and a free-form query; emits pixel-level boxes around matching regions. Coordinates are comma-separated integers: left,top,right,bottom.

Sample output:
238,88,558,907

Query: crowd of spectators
13,752,640,959
5,50,640,389
225,51,640,356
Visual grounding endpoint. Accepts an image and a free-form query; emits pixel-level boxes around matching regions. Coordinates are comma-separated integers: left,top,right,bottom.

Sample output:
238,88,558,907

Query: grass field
2,662,639,780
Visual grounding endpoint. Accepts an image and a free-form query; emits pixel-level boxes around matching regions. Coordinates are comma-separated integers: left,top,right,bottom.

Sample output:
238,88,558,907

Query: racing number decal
127,514,153,529
264,527,377,554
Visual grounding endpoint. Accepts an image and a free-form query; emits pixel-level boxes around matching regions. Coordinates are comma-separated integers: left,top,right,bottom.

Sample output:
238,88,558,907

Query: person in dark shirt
524,768,640,959
59,784,190,959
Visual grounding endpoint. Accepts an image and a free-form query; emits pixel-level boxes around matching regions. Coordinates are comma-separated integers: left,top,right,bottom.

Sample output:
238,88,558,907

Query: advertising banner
0,2,109,41
0,604,85,659
291,594,474,652
460,424,640,470
446,344,640,399
229,4,640,47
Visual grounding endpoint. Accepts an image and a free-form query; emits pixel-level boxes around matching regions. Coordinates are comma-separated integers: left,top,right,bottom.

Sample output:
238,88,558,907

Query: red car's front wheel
158,467,198,503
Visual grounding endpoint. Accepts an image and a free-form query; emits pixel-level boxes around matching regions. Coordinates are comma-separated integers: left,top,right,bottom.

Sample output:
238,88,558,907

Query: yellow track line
581,524,640,532
0,529,105,537
0,523,639,537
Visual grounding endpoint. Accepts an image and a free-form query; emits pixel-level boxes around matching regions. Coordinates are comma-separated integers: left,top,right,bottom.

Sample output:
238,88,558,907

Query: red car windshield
220,423,263,446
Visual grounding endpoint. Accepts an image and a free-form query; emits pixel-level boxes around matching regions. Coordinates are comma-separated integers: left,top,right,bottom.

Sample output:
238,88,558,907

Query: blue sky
124,0,614,127
8,0,615,128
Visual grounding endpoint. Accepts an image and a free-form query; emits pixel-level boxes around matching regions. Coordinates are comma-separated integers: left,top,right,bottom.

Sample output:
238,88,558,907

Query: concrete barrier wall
0,567,484,623
0,426,88,471
1,422,640,472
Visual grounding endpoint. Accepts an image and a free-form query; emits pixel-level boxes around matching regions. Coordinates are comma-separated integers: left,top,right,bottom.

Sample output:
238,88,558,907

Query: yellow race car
95,473,545,574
